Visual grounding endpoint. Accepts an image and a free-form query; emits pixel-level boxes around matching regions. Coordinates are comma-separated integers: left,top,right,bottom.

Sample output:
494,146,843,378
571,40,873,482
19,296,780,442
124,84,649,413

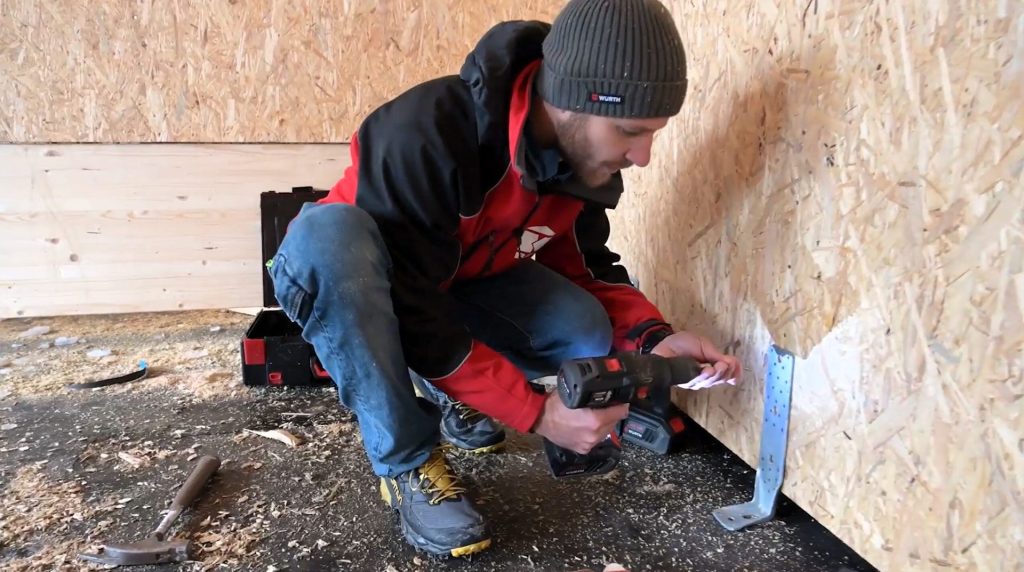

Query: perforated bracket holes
713,344,795,531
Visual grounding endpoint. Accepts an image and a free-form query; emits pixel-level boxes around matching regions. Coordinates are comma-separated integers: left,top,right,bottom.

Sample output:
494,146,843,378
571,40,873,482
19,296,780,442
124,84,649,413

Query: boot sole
446,441,506,455
380,478,398,508
440,426,506,454
451,538,492,557
401,518,492,558
380,478,492,558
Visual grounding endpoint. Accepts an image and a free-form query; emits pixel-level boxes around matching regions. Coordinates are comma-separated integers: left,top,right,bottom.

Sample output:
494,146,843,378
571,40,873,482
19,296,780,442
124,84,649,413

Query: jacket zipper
461,231,495,264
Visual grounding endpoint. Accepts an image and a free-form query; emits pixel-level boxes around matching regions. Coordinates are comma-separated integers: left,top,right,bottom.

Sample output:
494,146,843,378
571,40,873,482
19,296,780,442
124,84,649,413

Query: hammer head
79,536,189,566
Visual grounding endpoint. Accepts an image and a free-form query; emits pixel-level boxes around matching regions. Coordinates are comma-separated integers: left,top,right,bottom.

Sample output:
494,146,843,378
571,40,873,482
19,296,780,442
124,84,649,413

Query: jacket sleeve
536,202,674,352
351,108,545,433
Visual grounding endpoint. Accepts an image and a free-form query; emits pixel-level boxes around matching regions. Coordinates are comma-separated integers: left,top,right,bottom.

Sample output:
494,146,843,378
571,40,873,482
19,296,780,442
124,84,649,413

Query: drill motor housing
557,352,699,410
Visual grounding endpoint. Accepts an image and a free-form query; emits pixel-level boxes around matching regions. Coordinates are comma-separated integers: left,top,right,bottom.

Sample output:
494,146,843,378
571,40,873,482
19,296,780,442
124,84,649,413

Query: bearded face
550,112,669,188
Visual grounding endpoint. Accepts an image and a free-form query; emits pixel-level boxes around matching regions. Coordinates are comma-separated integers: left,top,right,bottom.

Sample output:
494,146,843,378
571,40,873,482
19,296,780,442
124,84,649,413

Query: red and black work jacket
320,21,671,432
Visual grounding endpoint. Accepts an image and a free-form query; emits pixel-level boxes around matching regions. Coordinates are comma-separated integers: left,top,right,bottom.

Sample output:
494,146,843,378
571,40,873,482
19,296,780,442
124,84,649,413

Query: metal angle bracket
713,344,795,531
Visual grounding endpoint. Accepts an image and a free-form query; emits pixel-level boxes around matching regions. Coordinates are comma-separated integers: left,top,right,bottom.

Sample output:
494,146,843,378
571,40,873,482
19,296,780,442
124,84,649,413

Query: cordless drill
541,352,700,478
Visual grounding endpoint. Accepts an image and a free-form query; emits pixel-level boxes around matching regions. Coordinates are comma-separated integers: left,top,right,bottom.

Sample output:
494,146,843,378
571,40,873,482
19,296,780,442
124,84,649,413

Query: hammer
79,455,221,566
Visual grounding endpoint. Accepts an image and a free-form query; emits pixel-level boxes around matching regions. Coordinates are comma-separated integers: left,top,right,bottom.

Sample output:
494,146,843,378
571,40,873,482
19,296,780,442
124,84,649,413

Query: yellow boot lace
410,448,466,505
452,401,483,423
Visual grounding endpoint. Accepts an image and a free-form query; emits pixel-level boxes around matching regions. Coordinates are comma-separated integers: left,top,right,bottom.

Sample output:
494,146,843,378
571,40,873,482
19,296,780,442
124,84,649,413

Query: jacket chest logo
515,225,555,259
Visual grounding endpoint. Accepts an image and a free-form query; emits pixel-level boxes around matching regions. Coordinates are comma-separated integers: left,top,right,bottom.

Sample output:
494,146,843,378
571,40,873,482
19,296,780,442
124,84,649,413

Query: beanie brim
538,61,687,119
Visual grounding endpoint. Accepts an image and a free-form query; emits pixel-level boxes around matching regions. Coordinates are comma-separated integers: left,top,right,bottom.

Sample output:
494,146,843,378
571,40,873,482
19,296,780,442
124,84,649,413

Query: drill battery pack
619,405,687,455
240,187,333,387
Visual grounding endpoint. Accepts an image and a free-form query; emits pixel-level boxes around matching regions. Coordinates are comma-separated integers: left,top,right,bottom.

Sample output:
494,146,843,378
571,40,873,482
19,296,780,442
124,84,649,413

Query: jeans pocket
268,253,312,325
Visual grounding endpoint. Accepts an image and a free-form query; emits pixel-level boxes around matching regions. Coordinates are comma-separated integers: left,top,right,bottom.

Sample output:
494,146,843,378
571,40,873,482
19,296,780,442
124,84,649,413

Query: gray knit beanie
539,0,687,118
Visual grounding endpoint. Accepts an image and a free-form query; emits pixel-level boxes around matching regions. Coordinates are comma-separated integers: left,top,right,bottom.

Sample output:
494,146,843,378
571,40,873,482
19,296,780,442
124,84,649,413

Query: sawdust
3,545,93,572
0,310,252,399
0,441,274,571
0,466,103,571
0,311,874,571
315,421,355,438
77,442,179,474
0,310,296,569
188,505,271,571
0,443,273,571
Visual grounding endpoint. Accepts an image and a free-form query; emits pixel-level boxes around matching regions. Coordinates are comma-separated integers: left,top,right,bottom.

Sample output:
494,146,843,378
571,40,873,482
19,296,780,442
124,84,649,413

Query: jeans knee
567,310,613,358
543,292,613,360
280,203,390,277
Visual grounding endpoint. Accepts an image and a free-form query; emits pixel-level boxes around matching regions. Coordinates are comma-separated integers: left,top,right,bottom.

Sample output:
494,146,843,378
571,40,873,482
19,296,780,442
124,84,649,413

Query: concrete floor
0,311,877,571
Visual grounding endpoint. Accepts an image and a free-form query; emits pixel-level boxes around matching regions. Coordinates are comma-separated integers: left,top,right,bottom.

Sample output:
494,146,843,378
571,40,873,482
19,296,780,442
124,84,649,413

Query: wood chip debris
117,451,147,467
280,412,313,419
316,422,354,437
244,428,303,448
0,466,109,571
17,325,51,338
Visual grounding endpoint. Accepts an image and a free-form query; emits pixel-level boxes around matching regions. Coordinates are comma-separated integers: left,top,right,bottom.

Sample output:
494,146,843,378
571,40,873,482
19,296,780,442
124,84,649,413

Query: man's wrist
639,326,673,354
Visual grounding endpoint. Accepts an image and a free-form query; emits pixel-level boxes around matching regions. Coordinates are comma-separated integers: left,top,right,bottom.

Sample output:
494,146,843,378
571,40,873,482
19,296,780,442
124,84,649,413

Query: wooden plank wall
609,1,1023,571
0,145,348,317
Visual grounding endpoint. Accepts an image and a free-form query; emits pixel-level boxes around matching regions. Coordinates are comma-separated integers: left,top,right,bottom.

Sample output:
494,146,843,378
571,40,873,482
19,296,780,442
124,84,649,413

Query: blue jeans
269,203,613,477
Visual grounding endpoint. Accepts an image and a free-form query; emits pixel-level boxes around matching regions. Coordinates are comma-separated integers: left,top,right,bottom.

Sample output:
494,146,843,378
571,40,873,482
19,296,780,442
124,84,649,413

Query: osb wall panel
0,0,559,143
0,144,348,317
609,1,1022,571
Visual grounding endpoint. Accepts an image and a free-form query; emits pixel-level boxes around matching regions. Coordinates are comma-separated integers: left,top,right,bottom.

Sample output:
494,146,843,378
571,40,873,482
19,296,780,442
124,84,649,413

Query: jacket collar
507,60,623,209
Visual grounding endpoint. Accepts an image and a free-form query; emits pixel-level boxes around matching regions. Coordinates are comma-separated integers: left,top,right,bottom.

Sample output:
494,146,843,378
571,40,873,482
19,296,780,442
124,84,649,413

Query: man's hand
532,392,629,454
651,331,741,390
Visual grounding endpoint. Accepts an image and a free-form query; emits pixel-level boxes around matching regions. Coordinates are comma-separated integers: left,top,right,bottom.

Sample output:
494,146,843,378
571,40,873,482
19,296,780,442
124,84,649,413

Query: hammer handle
170,455,220,511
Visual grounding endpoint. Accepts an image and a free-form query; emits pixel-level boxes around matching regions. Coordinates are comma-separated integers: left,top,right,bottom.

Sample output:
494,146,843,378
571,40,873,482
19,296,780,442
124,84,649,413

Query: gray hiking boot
440,400,506,454
379,447,491,557
410,373,505,454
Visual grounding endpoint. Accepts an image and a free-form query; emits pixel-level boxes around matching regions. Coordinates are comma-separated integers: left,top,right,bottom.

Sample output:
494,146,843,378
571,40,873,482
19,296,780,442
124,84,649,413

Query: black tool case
240,187,332,387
